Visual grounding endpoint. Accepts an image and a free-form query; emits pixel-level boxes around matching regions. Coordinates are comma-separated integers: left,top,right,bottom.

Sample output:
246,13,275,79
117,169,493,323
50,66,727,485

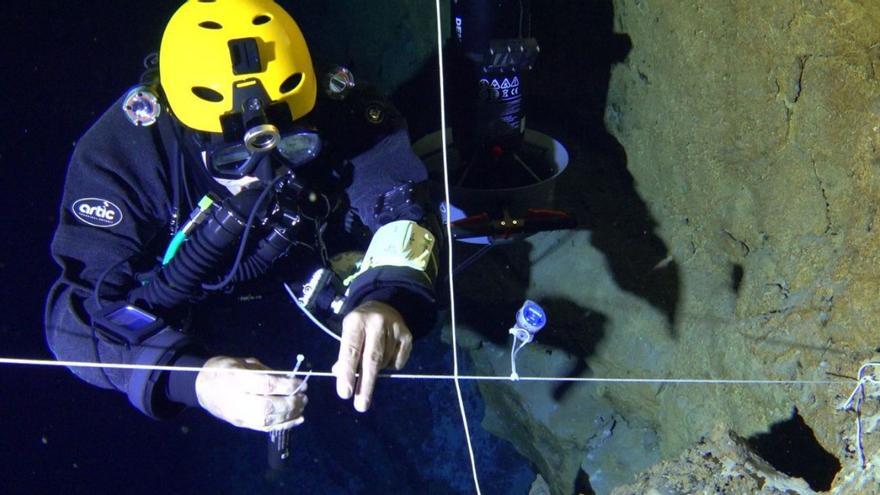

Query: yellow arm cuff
344,220,437,286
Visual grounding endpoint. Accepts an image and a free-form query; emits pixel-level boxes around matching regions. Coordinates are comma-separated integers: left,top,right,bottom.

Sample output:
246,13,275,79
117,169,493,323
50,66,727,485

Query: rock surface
610,426,815,495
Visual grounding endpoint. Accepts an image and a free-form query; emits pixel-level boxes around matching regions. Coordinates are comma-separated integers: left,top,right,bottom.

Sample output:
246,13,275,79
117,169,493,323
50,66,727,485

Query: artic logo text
72,198,123,228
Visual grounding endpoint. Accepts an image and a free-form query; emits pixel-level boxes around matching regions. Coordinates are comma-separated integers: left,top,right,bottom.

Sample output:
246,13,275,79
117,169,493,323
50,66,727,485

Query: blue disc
515,300,546,334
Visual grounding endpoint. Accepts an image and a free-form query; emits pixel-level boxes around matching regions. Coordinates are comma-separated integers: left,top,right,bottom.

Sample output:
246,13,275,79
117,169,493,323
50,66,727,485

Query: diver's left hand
332,300,412,413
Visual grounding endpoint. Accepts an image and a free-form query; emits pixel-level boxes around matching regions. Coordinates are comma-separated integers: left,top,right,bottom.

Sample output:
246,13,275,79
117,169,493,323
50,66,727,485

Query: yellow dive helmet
159,0,317,134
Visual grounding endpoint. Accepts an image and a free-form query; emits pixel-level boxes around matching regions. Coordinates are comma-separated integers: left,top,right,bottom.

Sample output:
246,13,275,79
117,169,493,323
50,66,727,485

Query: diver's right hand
195,356,308,432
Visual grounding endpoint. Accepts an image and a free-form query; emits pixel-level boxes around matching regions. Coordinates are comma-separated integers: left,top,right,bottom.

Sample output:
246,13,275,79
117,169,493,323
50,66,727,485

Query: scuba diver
44,0,440,436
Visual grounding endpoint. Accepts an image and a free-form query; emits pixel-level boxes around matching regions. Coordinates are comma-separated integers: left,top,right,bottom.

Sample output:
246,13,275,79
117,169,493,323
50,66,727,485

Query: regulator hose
130,197,251,310
132,176,304,311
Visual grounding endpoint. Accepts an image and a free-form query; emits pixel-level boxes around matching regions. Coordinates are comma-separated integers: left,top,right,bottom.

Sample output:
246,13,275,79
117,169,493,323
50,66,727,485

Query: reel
509,299,546,379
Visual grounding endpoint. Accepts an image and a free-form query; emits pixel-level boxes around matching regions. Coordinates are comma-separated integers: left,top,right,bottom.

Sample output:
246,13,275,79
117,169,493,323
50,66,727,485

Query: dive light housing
449,0,540,159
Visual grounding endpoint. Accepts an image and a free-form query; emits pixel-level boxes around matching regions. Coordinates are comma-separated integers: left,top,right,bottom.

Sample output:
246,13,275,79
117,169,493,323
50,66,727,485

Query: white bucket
413,128,570,244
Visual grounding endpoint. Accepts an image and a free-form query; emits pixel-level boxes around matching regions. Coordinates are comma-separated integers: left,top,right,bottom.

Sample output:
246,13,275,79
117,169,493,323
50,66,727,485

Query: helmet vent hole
280,73,304,93
253,15,272,25
199,21,223,30
191,87,224,102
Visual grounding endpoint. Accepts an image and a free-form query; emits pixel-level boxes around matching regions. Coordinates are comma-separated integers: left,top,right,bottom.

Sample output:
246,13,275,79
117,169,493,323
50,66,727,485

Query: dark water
0,2,537,494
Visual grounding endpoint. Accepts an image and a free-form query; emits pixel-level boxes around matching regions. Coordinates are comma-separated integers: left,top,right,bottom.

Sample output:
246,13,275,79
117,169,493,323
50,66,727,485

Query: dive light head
122,53,162,127
320,66,356,100
244,123,280,154
122,86,162,127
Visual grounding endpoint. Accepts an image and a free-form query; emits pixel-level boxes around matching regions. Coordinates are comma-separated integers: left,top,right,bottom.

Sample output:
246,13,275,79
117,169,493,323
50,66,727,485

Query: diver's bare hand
332,300,413,413
195,356,308,431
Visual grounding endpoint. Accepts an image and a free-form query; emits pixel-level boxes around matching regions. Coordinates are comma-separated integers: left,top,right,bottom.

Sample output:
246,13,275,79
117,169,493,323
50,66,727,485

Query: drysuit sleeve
341,95,441,337
44,102,206,419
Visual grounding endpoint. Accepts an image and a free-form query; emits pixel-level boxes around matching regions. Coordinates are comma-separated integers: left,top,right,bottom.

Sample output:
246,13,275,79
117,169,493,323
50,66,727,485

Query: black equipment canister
449,0,538,157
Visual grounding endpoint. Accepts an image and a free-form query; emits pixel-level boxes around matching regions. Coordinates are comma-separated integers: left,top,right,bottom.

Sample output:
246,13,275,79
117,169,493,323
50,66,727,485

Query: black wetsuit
44,86,437,419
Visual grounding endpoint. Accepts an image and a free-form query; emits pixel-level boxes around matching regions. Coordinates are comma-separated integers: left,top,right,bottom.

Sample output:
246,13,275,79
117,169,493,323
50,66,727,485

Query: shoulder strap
153,113,186,235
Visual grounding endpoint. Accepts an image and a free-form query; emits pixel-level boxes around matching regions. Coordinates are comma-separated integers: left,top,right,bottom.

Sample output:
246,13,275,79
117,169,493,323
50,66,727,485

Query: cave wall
452,1,880,494
605,0,880,464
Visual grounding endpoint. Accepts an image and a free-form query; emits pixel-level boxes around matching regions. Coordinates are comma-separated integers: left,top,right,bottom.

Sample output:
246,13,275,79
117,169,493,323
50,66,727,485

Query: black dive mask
206,129,322,179
204,76,323,180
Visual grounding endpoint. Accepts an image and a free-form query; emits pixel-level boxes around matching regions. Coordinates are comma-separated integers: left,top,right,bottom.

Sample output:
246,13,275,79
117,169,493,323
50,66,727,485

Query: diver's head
159,0,320,179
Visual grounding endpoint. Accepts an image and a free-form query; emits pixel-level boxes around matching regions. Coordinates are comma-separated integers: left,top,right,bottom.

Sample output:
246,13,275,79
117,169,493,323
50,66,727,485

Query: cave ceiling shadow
394,0,681,340
527,0,681,335
392,1,679,345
